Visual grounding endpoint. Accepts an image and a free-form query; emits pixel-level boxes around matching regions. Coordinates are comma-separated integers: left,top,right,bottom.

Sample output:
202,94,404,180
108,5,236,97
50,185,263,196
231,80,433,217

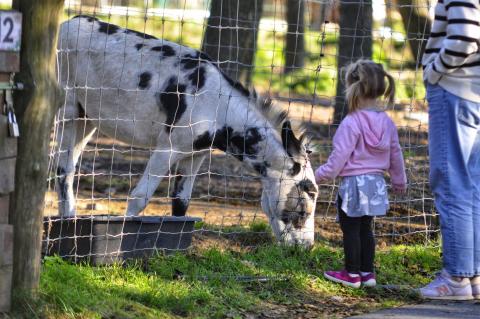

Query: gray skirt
337,174,389,218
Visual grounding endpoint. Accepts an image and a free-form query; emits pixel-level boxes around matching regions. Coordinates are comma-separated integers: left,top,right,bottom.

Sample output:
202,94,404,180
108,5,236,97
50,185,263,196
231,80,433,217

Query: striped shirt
422,0,480,102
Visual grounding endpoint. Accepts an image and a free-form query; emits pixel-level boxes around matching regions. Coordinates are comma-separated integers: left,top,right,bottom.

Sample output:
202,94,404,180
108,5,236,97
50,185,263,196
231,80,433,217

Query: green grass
10,242,441,319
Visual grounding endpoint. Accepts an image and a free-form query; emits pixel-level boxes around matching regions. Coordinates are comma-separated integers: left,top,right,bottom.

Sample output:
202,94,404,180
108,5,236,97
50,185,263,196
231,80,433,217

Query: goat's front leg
171,154,206,216
126,150,183,216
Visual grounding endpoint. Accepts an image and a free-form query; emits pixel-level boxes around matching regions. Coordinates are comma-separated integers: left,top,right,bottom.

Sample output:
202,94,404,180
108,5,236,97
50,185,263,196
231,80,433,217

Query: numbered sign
0,11,21,52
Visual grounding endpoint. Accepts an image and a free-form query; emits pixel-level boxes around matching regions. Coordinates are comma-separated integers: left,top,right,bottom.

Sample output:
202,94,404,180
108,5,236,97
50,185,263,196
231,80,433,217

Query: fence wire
43,0,438,263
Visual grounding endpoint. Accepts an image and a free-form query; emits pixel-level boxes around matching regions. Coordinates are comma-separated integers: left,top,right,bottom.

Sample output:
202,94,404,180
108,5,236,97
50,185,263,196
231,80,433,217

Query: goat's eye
307,191,317,199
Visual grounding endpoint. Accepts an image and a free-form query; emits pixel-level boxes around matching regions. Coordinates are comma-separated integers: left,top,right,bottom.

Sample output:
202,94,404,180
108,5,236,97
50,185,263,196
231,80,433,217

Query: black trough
42,215,201,265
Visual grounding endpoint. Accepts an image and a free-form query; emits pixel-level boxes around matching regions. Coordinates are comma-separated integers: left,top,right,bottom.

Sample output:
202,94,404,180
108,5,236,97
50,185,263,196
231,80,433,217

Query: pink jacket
315,109,407,189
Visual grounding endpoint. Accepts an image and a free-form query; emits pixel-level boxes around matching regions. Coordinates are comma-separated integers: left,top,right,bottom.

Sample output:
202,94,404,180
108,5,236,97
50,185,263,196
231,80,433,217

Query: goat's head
260,121,318,247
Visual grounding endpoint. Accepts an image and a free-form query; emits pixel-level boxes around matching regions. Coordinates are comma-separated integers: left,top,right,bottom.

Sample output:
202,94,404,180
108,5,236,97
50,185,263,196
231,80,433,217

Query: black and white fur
55,16,318,245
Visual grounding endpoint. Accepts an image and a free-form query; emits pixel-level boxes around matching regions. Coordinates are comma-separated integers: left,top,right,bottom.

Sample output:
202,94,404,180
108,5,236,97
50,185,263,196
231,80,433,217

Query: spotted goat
55,16,318,246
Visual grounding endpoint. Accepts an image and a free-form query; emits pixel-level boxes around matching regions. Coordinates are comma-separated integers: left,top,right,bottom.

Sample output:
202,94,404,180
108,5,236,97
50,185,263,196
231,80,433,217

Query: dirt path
348,300,480,319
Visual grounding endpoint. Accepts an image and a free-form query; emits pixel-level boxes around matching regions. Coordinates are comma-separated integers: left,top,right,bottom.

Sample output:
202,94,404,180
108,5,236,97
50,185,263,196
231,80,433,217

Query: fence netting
43,0,438,263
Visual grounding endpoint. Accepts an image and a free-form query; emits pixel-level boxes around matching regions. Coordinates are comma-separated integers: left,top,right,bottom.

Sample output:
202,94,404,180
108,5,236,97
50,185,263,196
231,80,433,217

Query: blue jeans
428,84,480,277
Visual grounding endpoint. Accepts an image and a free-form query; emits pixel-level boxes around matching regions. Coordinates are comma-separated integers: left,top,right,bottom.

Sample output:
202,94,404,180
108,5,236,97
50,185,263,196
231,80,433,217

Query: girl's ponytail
384,71,395,107
344,61,363,112
345,78,362,112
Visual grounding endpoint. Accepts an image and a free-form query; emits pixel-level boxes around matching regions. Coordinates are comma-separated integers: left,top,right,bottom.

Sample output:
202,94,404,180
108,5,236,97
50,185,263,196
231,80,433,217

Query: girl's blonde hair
343,59,395,113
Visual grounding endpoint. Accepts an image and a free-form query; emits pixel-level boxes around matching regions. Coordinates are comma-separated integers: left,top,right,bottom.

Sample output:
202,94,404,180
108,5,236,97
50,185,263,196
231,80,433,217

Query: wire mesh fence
43,0,438,263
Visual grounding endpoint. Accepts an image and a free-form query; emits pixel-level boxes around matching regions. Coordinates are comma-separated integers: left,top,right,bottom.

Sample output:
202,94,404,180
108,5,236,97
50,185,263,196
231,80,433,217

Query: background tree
395,0,431,66
202,0,264,86
10,0,64,299
80,0,98,6
308,1,329,31
333,0,373,124
284,0,305,74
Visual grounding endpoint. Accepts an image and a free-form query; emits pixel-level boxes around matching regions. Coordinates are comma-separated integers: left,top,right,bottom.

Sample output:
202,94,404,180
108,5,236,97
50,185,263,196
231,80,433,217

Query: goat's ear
299,133,313,155
281,121,302,157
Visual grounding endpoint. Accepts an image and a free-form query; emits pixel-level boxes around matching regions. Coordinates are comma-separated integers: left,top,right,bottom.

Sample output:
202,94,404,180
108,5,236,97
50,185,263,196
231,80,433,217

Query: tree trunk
284,0,305,74
308,1,329,31
395,0,431,66
202,0,263,86
330,2,341,25
81,0,98,6
333,0,372,124
10,0,64,299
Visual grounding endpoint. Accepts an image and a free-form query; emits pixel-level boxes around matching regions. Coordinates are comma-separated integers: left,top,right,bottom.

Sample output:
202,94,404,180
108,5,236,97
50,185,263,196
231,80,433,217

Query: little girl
316,59,407,288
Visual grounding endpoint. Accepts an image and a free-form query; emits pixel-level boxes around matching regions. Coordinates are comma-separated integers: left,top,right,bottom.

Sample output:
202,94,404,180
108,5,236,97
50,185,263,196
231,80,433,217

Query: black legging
337,197,375,273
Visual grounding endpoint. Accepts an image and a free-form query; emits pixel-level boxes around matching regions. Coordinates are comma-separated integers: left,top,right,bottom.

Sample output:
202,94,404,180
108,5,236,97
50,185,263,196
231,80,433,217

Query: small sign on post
0,11,21,73
0,9,21,314
0,11,22,52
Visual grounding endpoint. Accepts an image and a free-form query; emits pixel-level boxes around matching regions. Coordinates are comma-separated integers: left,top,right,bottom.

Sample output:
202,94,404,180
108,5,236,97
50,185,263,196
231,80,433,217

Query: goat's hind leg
55,104,96,217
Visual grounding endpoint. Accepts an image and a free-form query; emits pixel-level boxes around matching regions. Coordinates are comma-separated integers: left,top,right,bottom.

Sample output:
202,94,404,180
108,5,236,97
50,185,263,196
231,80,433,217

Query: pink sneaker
324,270,361,288
361,272,377,287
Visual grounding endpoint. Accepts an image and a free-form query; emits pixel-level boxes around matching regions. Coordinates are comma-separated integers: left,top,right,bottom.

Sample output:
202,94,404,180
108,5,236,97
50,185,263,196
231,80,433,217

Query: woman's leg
419,84,478,300
468,109,480,276
428,84,480,277
474,183,480,276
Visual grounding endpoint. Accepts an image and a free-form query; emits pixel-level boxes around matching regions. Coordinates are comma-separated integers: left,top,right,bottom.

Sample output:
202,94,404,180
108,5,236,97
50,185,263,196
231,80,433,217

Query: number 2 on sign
1,17,14,43
0,11,21,51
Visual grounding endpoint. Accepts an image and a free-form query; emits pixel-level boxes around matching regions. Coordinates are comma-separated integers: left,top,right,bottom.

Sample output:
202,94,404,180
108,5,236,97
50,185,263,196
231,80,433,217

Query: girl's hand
393,185,406,195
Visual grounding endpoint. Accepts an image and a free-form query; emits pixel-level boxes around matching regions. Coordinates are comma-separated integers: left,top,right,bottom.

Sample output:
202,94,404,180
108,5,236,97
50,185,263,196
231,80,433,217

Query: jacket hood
352,109,392,151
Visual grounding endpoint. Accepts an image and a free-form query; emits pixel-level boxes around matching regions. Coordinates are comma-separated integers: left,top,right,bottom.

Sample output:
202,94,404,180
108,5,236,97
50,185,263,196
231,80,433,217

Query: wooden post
0,74,16,310
9,0,63,300
0,10,22,313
